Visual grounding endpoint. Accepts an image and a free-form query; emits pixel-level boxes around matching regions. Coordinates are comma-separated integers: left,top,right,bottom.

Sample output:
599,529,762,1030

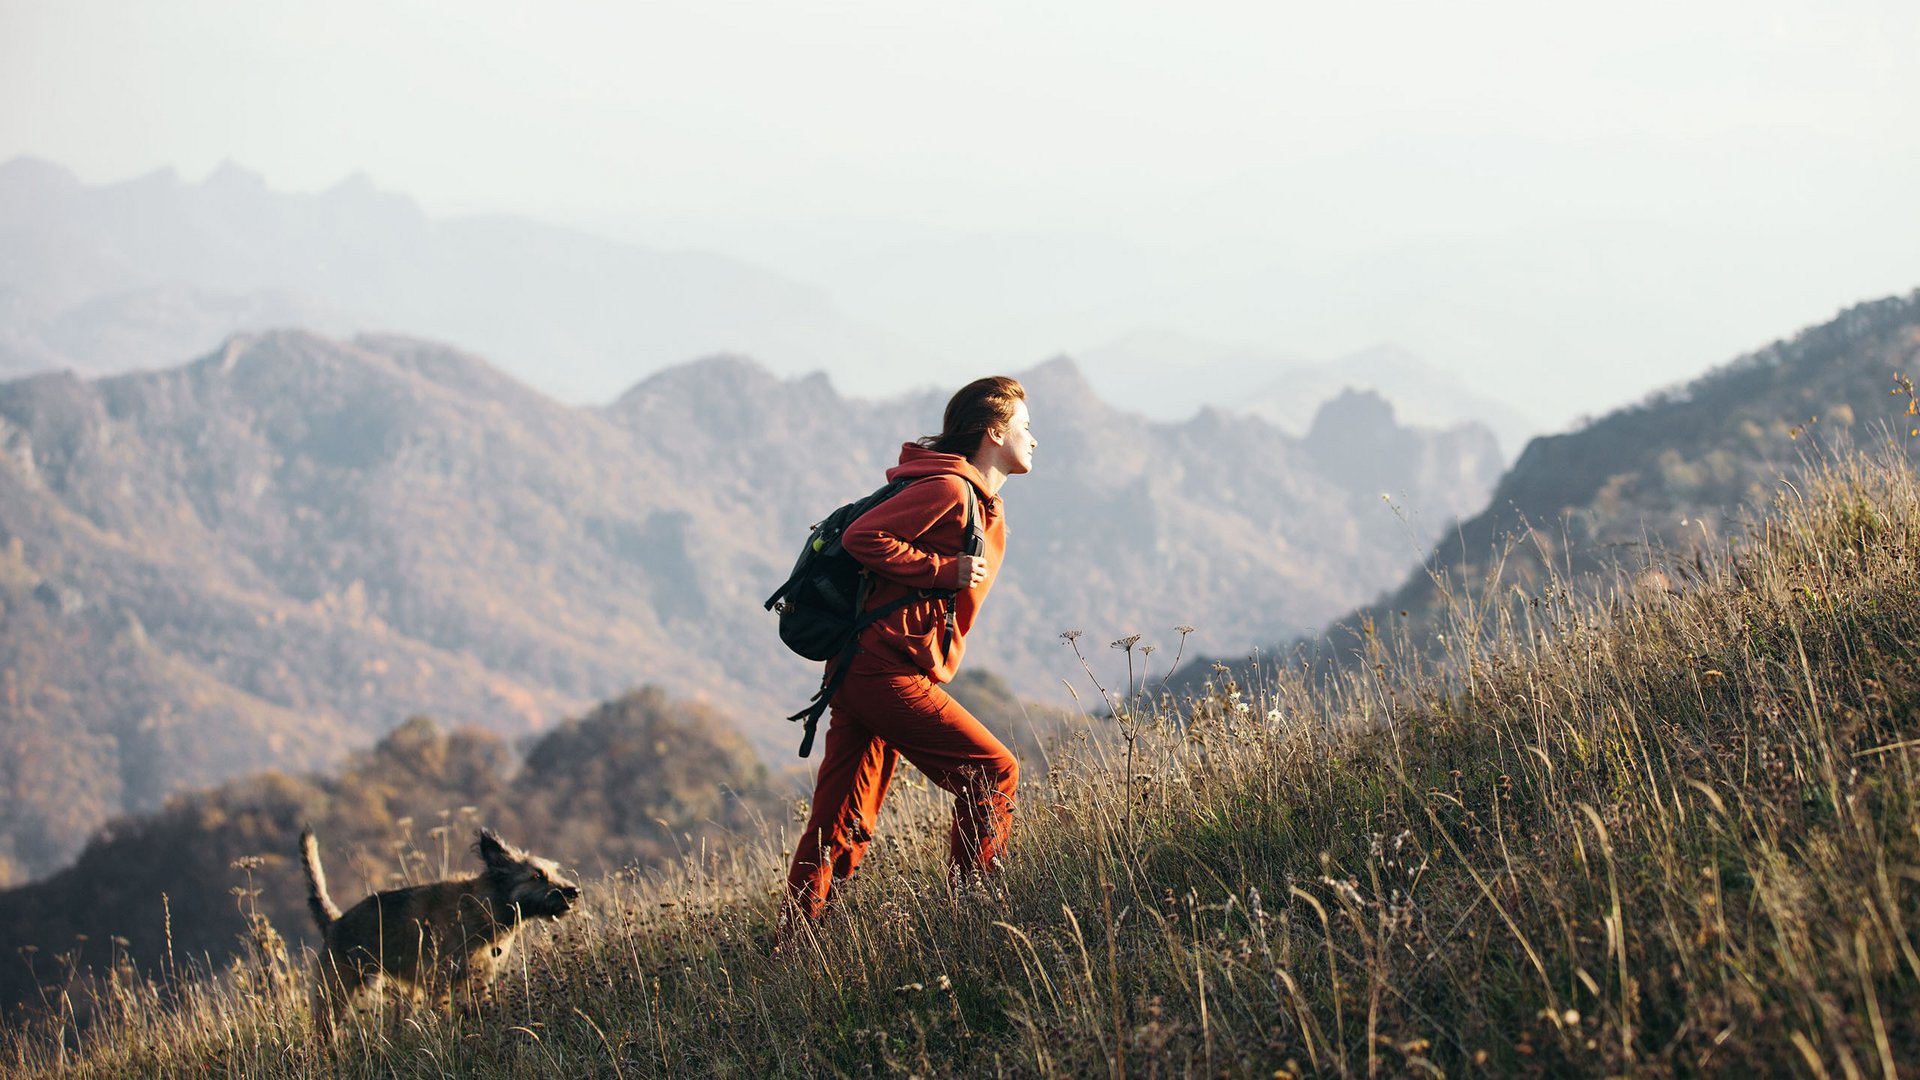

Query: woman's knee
967,748,1018,796
993,748,1019,790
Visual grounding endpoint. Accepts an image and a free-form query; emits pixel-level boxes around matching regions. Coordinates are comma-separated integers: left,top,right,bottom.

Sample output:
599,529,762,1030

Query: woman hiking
780,376,1037,938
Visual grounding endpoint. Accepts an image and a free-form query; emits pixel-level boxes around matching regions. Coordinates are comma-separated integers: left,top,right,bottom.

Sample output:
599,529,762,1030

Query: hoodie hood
885,442,995,501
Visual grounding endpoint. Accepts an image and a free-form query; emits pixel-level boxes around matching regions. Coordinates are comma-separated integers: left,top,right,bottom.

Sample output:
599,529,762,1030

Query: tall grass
11,448,1920,1077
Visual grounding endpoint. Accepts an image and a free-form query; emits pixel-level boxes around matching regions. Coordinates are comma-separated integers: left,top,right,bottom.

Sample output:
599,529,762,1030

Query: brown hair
918,376,1026,457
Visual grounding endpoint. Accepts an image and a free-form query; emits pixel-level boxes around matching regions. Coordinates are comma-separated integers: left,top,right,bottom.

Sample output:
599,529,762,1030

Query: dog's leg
308,963,338,1044
310,950,370,1043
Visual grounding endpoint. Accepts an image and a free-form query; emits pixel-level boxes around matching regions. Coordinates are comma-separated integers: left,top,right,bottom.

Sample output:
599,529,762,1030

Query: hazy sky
5,0,1917,429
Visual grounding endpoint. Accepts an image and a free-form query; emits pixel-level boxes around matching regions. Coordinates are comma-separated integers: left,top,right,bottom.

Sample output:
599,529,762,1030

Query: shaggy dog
300,827,579,1031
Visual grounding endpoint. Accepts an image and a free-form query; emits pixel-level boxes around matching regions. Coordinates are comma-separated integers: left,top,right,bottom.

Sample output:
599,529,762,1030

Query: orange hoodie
841,443,1008,683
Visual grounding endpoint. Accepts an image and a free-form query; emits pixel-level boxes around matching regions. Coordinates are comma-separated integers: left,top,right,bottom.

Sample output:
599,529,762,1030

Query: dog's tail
300,826,342,930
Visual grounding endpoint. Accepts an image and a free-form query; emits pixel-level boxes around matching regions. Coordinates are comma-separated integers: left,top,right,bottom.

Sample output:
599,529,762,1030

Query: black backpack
765,476,983,757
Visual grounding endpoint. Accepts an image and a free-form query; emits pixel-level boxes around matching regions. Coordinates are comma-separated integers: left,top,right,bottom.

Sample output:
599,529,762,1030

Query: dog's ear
474,830,517,867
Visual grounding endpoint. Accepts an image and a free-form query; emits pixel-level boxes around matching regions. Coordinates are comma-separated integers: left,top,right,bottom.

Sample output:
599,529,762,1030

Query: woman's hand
956,554,990,588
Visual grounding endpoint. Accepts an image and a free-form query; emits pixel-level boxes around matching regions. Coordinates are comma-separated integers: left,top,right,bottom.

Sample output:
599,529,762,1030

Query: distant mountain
0,156,915,401
1301,388,1504,510
1071,329,1310,423
1177,289,1920,691
1243,343,1539,458
0,331,1499,883
1076,331,1537,456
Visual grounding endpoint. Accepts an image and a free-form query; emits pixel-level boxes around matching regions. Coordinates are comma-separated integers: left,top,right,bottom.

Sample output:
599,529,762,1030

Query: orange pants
783,649,1019,923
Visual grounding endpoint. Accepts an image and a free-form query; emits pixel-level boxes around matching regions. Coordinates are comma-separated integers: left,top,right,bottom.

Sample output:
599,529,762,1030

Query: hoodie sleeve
842,476,967,589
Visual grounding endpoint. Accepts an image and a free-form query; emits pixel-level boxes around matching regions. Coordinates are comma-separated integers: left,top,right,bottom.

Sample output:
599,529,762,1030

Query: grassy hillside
9,448,1920,1076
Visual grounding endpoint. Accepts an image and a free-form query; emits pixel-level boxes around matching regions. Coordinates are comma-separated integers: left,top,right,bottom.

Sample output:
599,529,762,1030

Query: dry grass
11,448,1920,1077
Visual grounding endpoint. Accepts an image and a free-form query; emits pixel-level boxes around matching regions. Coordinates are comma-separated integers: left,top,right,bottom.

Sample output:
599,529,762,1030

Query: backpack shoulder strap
892,474,984,559
959,480,984,557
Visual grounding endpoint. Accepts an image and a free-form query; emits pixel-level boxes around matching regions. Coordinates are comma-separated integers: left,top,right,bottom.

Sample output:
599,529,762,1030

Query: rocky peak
1305,387,1400,441
612,353,783,411
1303,385,1503,509
202,160,268,195
1019,354,1095,398
1013,354,1115,432
603,354,851,451
315,171,425,233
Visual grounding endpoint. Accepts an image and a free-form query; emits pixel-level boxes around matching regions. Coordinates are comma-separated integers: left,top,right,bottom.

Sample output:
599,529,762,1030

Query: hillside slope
11,448,1920,1076
1177,289,1920,690
1393,289,1920,608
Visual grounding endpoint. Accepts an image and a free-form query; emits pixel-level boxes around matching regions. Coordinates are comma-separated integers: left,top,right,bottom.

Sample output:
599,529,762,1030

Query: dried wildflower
1111,634,1142,650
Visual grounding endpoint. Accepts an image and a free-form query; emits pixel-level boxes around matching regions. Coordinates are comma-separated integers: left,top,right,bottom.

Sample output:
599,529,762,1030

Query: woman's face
995,399,1036,475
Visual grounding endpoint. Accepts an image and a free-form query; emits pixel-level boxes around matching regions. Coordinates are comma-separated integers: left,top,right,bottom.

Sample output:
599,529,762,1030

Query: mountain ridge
0,330,1498,883
0,156,918,401
1174,288,1920,693
1074,330,1536,457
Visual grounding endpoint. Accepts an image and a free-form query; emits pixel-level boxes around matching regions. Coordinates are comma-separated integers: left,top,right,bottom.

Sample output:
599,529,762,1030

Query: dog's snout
561,885,580,901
